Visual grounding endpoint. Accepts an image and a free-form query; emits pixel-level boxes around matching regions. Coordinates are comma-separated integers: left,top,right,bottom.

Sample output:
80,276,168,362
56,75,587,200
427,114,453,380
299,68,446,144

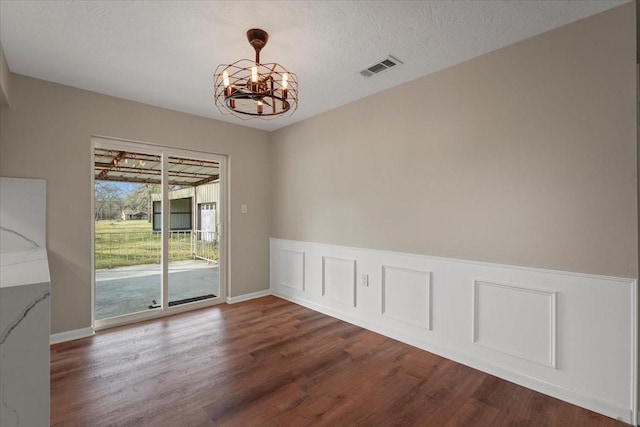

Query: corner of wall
636,59,640,426
636,4,640,421
636,0,639,65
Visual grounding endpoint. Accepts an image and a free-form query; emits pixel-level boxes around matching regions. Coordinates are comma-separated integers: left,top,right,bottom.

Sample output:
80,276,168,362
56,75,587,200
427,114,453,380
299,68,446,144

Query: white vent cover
360,56,403,77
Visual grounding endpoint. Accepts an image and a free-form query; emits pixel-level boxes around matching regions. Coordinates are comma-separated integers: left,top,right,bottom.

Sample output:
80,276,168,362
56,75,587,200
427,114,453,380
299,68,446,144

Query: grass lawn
95,219,154,234
95,220,217,269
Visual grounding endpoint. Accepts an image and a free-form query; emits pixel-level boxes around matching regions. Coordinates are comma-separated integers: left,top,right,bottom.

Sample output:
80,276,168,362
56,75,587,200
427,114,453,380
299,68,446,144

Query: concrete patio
95,259,219,319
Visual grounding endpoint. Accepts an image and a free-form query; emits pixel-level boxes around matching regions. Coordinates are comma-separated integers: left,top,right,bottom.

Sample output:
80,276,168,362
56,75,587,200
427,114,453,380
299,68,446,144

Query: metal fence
193,230,218,263
95,230,218,269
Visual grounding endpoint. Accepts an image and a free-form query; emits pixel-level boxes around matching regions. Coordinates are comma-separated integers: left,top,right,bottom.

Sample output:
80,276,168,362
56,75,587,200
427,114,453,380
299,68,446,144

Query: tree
95,182,124,220
123,184,160,222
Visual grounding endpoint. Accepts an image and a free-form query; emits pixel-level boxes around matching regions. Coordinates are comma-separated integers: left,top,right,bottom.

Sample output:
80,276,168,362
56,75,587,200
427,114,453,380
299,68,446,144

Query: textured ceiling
0,0,629,132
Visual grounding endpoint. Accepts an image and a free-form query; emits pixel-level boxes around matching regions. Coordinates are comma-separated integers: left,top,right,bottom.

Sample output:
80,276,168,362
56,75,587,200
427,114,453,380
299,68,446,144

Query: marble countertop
0,248,50,288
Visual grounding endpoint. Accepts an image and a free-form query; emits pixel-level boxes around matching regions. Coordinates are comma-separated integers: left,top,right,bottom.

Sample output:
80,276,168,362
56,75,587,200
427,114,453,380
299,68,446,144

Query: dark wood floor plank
50,296,630,426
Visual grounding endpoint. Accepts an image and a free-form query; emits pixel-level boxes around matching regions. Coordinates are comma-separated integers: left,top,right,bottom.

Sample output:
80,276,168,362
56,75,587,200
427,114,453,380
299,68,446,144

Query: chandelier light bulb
223,71,232,97
281,73,289,109
251,66,258,83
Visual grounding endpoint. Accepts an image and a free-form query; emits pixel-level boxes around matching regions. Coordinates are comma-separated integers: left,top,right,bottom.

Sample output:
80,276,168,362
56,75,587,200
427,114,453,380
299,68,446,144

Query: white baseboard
226,289,271,304
50,327,95,345
270,238,637,424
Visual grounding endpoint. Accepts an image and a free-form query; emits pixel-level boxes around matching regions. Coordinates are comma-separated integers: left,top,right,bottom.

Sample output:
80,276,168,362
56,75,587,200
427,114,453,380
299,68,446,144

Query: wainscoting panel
473,281,556,368
323,256,357,307
270,238,637,424
277,249,305,291
382,266,431,330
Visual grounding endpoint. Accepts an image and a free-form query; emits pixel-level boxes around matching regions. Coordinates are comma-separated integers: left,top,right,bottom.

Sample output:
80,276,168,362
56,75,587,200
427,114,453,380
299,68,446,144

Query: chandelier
214,29,298,119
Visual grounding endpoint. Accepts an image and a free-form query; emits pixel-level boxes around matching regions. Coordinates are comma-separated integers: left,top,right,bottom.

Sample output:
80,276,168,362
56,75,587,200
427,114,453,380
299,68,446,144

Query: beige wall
0,75,272,333
271,3,638,278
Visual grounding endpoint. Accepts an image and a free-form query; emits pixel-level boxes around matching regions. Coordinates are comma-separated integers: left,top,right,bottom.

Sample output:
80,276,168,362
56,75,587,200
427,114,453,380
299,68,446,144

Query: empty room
0,1,638,426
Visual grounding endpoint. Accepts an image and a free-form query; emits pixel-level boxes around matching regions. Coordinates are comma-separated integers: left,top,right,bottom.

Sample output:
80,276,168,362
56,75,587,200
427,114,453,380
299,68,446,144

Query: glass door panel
94,147,163,320
166,155,220,307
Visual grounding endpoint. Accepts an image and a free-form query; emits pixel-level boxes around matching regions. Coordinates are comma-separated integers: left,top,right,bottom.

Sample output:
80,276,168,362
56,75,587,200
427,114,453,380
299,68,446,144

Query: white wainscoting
278,249,305,291
323,256,357,307
473,281,556,368
382,266,431,330
270,238,638,424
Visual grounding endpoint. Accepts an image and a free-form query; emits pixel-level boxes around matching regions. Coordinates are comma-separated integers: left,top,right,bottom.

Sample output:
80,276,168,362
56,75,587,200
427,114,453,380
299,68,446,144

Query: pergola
94,148,219,187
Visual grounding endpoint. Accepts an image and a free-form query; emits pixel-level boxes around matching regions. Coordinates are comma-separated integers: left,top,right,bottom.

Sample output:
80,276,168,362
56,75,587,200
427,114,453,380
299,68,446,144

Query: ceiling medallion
214,28,298,120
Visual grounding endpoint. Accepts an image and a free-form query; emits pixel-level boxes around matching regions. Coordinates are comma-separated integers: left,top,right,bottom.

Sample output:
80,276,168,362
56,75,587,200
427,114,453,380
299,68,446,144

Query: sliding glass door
92,138,225,328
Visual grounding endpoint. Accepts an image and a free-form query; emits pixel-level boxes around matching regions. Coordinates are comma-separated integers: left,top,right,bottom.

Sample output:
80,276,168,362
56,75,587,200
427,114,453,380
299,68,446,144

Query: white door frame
91,136,228,330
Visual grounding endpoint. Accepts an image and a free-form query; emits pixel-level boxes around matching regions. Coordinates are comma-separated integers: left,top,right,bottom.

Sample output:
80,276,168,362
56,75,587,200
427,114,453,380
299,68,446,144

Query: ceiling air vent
360,55,403,77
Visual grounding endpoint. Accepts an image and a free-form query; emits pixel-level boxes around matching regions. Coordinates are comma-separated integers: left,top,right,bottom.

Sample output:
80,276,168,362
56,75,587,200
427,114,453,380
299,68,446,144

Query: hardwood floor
50,296,629,426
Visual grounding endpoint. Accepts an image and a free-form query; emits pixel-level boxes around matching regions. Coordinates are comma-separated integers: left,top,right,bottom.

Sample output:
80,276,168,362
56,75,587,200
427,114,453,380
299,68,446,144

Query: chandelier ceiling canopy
214,28,298,120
